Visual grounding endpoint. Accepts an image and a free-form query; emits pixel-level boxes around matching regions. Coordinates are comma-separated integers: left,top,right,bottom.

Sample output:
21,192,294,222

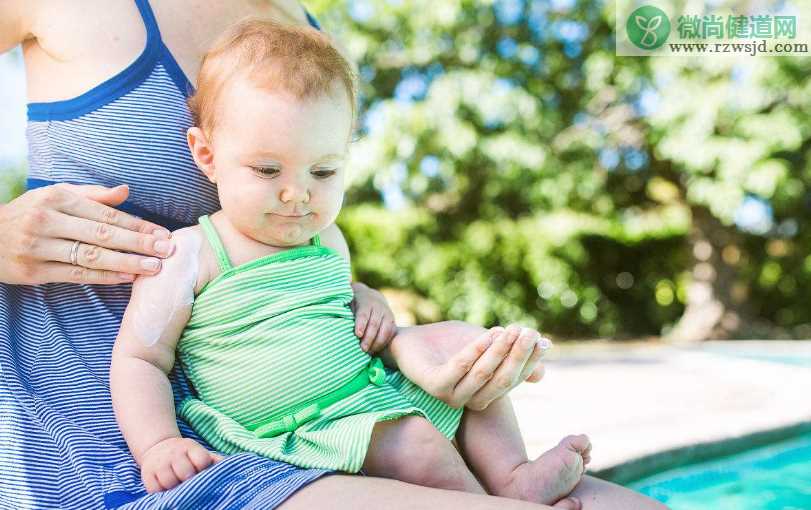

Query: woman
0,2,667,509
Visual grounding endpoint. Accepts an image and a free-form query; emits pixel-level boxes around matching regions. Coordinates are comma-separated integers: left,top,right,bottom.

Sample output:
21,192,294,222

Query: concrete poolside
508,340,811,476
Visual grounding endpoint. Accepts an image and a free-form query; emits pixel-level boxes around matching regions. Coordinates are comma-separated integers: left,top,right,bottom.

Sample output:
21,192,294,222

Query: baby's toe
552,496,582,510
560,434,591,453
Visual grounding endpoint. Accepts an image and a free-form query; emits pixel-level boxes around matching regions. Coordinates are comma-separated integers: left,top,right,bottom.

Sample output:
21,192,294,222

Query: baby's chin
257,220,320,247
276,226,309,245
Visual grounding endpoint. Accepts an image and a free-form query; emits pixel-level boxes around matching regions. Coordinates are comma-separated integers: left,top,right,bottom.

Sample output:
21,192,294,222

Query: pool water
627,432,811,510
698,343,811,369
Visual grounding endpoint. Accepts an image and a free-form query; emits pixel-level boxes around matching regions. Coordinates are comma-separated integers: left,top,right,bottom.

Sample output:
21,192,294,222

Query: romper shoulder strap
198,215,233,272
310,233,321,247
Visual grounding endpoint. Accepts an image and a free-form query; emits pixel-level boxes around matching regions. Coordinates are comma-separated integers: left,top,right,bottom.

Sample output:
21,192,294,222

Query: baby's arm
110,228,219,493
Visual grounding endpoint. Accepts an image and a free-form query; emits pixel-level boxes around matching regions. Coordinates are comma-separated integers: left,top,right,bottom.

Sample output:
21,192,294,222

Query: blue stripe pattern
0,2,330,508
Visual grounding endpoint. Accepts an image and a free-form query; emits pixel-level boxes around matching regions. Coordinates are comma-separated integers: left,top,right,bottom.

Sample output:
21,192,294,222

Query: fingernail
118,272,135,281
153,228,171,239
154,240,174,257
141,258,160,271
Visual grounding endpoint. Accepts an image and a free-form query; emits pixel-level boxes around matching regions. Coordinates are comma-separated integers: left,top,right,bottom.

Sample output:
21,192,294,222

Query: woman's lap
280,473,669,510
569,475,669,510
279,474,550,509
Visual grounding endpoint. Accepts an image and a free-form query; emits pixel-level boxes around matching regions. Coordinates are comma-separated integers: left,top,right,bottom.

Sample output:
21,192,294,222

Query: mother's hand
385,321,548,411
0,183,175,285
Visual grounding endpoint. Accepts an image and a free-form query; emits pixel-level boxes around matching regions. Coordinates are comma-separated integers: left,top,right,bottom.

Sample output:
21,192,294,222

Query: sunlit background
2,0,810,342
0,47,27,202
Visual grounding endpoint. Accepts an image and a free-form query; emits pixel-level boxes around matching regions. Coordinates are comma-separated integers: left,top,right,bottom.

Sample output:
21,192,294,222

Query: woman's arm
384,322,546,410
0,0,34,54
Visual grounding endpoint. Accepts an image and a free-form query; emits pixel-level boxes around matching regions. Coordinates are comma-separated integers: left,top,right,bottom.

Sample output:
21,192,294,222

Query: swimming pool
697,341,811,368
627,432,811,510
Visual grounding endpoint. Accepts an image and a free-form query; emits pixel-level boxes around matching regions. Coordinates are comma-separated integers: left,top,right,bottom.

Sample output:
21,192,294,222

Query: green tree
312,0,811,340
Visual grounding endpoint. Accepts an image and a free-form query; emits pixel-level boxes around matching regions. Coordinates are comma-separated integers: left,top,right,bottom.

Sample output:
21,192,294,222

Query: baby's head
187,19,356,247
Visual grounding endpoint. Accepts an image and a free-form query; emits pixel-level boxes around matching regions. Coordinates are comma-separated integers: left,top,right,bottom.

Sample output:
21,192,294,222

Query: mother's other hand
455,324,548,411
386,321,548,411
0,183,175,285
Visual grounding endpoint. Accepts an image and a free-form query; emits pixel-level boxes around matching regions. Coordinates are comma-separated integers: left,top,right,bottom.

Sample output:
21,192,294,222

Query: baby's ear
187,127,217,183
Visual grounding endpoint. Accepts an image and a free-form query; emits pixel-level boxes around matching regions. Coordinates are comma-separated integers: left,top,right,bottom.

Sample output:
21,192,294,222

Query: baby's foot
498,434,592,505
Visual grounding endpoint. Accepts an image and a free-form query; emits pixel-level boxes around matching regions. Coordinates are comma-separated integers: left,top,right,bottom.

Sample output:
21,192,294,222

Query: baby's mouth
271,212,311,218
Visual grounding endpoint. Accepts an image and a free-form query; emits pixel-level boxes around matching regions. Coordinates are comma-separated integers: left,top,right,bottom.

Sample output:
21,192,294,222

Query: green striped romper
176,215,463,472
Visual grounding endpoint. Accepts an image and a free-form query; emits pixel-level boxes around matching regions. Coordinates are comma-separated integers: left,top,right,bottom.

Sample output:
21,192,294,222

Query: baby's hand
140,437,222,493
350,282,397,354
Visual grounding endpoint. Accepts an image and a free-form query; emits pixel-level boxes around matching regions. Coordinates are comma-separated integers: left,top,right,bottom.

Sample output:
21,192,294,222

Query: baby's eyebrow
313,154,346,164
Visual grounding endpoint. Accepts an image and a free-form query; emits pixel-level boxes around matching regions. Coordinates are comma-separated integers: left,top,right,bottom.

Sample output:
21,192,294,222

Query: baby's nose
280,185,310,203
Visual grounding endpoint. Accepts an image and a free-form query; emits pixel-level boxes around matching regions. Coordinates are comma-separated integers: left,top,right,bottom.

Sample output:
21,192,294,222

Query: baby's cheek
319,196,344,226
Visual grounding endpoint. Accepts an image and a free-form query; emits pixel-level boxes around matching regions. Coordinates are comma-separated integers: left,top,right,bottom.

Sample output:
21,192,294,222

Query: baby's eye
252,166,280,178
311,168,337,179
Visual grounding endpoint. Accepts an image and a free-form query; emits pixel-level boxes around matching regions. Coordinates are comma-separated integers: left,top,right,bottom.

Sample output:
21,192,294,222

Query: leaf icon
635,15,649,30
635,15,662,32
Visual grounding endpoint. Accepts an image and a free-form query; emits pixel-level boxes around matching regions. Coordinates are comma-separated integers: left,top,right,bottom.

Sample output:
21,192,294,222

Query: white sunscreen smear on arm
130,230,202,347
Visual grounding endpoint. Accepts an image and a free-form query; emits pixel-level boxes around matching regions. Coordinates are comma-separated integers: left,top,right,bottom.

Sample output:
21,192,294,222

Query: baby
109,20,591,507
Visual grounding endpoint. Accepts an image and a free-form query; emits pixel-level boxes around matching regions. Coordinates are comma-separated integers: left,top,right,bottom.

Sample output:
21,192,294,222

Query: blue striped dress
0,1,331,508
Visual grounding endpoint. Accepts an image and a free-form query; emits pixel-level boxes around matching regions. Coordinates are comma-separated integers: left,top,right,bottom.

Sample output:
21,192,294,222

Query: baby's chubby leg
458,395,592,506
362,416,486,494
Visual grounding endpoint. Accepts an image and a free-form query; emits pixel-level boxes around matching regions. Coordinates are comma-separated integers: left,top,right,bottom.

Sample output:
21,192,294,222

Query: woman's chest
24,0,309,103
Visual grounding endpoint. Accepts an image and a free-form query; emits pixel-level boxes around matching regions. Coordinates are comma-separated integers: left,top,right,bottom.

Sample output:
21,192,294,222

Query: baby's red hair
188,19,356,138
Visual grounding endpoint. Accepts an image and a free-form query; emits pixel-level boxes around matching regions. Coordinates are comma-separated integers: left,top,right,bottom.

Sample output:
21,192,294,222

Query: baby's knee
397,416,447,452
394,417,468,489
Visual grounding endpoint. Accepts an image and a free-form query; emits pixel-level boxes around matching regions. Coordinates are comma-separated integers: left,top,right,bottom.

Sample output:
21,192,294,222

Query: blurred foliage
310,0,811,338
0,164,25,204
